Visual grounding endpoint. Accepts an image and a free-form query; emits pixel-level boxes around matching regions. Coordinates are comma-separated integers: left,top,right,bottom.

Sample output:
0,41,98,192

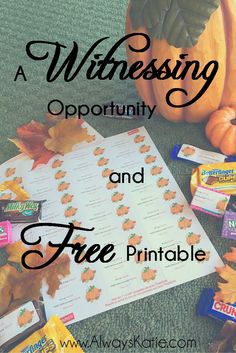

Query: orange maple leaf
215,247,236,304
9,116,90,168
9,120,55,169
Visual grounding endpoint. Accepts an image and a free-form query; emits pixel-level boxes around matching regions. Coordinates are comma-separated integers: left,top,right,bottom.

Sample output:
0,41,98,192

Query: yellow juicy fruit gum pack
9,316,84,353
191,162,236,196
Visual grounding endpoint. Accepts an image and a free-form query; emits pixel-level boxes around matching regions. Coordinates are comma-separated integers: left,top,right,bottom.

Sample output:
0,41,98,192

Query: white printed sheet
0,125,223,325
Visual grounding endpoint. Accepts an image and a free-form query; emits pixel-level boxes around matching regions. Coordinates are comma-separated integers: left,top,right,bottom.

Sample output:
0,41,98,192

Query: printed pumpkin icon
0,193,12,200
61,193,74,204
163,190,176,201
52,159,63,168
157,177,169,188
170,203,184,215
55,170,67,180
86,286,101,302
181,146,196,157
134,135,145,143
86,134,96,143
128,234,142,246
141,267,157,282
216,198,228,213
122,218,136,231
197,250,210,263
151,166,163,176
13,176,23,184
139,145,151,153
186,232,201,246
72,234,86,245
178,217,192,230
93,147,105,156
17,308,34,327
81,268,96,283
64,206,77,218
135,251,146,264
97,157,109,167
106,181,118,190
72,220,82,228
5,167,16,177
145,155,156,164
116,205,130,216
58,181,70,192
111,192,124,203
102,168,114,178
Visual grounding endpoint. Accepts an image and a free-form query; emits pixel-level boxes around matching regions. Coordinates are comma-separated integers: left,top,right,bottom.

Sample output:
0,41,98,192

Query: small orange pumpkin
205,105,236,155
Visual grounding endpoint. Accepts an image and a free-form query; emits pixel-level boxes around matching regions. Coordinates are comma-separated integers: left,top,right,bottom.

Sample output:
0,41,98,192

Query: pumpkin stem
231,119,236,126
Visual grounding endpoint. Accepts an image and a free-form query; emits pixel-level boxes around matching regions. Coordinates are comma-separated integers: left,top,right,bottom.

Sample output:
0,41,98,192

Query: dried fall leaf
44,118,93,154
6,241,28,264
9,120,56,169
0,264,18,316
224,247,236,263
215,265,236,304
0,242,71,316
11,272,42,302
215,248,236,304
44,256,71,297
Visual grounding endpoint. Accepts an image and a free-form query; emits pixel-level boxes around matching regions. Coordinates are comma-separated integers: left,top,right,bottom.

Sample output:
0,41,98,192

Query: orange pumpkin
205,105,236,155
126,1,236,123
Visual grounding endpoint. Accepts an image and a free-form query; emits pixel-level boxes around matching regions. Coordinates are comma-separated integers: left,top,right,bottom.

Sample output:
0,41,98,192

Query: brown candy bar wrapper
0,200,45,223
209,321,236,353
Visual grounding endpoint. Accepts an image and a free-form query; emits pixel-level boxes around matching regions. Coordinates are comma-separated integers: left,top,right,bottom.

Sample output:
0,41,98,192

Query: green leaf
130,0,220,48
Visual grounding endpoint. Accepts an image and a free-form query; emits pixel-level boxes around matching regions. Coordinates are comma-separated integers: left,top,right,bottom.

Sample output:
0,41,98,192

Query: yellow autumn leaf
6,241,27,264
214,248,236,304
44,118,92,154
224,247,236,263
0,264,17,316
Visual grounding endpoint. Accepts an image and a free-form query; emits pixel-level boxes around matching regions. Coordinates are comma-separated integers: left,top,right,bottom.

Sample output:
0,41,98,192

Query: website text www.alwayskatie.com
60,335,198,351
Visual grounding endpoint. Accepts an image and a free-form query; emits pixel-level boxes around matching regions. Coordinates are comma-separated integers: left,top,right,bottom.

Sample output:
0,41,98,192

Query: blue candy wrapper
171,144,236,165
197,288,236,323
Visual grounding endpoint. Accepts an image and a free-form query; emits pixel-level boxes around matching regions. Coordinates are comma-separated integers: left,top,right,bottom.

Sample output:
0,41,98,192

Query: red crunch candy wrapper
0,200,45,223
209,321,236,353
196,288,236,323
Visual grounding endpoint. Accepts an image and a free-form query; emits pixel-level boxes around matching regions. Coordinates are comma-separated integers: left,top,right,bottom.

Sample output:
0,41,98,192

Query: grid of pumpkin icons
94,140,158,283
52,158,101,302
133,133,210,264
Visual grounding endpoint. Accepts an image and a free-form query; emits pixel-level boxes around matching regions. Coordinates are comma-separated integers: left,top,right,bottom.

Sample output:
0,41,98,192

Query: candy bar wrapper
0,221,12,247
222,211,236,240
0,200,45,223
0,300,46,353
227,196,236,212
0,180,29,201
8,316,84,353
197,288,236,323
191,162,236,196
209,321,236,353
191,186,230,218
171,144,236,165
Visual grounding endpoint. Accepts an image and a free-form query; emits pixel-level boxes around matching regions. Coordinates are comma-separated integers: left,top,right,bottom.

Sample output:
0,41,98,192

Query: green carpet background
0,1,235,352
